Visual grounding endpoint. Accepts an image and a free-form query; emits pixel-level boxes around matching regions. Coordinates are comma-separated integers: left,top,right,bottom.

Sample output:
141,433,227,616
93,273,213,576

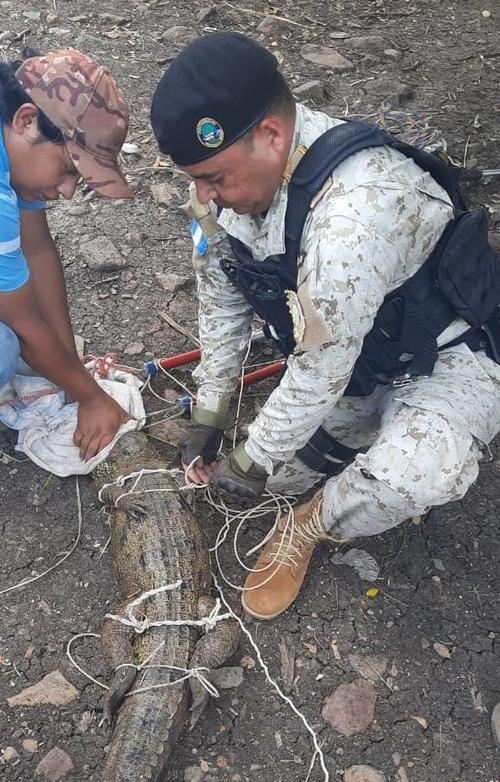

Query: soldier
151,33,500,620
0,49,132,460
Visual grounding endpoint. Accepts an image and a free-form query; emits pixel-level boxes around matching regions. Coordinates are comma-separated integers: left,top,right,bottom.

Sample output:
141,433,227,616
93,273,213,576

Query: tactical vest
220,121,500,397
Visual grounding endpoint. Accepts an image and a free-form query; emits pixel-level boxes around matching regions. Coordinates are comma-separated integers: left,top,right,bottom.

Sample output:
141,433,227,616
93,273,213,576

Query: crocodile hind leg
189,596,241,729
100,603,138,724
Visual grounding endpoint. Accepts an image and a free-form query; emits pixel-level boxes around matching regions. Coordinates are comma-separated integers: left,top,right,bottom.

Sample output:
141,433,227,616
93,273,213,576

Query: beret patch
196,117,224,149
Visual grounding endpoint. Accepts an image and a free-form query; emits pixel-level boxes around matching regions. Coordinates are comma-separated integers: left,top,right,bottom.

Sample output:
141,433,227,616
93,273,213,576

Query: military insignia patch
196,118,224,149
285,290,305,343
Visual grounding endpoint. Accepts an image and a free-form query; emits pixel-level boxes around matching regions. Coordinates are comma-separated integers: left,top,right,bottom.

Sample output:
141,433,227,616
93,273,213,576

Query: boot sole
241,592,300,621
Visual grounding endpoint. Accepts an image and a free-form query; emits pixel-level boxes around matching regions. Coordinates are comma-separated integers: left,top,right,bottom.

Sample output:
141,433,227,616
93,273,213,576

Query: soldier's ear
255,115,289,155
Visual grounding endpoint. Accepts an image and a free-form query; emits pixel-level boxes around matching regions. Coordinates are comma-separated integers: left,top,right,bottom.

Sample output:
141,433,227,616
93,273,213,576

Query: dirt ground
1,0,500,780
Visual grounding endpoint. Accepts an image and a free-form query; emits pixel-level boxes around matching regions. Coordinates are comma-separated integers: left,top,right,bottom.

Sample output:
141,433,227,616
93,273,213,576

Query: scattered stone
125,230,148,246
67,204,87,216
155,272,191,294
293,80,327,101
348,653,388,682
159,25,196,45
329,31,350,39
392,752,402,766
257,15,292,34
8,670,78,707
363,78,413,107
491,702,500,747
301,45,354,73
23,10,41,20
35,747,74,781
384,48,402,60
184,766,205,782
99,13,129,24
151,182,181,207
124,341,145,357
344,765,386,782
322,679,377,736
46,12,58,24
22,739,38,753
482,9,492,18
210,666,244,690
2,746,20,764
80,236,128,271
346,35,386,53
196,6,217,23
432,641,451,659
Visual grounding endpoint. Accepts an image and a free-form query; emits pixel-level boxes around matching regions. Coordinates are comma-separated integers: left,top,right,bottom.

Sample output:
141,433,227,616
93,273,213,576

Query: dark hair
0,48,64,143
241,71,295,147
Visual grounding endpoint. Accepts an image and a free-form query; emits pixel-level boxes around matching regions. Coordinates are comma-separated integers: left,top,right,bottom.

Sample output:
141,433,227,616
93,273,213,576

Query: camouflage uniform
189,103,500,540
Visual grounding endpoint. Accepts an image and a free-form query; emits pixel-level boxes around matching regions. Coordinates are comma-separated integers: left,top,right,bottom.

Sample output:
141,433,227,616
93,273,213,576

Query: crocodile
93,431,240,782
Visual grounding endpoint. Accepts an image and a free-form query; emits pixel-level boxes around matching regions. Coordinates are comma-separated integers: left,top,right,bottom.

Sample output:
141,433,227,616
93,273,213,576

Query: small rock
329,31,350,39
257,15,292,34
363,78,413,107
491,702,500,747
159,25,196,44
67,204,87,216
125,230,147,246
124,341,145,357
346,35,386,53
23,10,41,19
196,6,217,23
344,765,386,782
392,752,402,766
322,679,377,736
8,670,78,707
2,746,20,764
301,45,354,73
482,9,492,18
383,48,402,60
99,12,129,24
331,548,379,581
46,12,58,24
432,641,451,659
293,80,327,101
184,766,205,782
80,236,128,271
155,272,191,294
22,739,38,753
35,748,74,781
348,653,388,682
151,182,181,207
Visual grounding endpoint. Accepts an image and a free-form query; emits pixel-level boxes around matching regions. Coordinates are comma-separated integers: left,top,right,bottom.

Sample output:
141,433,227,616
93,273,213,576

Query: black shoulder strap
284,120,465,264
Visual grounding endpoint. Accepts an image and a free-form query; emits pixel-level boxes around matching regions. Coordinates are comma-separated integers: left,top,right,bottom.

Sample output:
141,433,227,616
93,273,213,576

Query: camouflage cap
16,49,132,198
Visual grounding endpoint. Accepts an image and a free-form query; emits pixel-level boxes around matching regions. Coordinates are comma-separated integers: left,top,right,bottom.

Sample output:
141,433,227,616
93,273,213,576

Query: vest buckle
390,373,415,387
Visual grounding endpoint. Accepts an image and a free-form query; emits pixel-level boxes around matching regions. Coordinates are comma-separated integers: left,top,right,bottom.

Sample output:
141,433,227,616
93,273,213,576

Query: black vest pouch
436,210,500,327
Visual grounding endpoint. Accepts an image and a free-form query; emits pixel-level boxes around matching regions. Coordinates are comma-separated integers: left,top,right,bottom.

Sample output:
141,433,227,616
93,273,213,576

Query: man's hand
180,424,224,484
74,392,132,461
210,441,267,499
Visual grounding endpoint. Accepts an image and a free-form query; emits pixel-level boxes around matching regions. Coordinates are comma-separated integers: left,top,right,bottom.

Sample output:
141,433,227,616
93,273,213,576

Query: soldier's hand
210,441,267,499
179,424,224,484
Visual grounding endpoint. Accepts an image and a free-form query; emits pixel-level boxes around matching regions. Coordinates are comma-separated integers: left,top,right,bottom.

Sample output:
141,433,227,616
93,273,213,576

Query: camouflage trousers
267,345,500,540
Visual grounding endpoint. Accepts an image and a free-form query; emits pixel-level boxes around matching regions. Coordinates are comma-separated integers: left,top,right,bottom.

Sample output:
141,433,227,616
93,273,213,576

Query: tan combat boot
241,491,344,620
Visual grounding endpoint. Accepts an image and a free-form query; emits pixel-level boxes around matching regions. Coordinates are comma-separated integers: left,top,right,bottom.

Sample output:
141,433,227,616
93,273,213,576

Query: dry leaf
410,715,428,729
200,760,210,772
216,755,228,768
150,182,181,206
330,639,342,660
279,635,295,692
239,654,256,669
433,641,451,659
366,587,379,598
303,641,317,655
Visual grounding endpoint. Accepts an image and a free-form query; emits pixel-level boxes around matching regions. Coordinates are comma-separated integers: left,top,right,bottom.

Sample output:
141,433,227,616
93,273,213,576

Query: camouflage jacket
188,103,466,474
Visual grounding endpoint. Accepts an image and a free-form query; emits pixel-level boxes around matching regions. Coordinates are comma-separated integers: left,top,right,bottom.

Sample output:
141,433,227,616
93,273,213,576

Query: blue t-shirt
0,118,44,293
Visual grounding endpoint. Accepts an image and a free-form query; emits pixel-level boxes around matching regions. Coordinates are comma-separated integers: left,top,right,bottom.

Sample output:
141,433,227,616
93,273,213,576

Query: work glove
210,441,268,500
177,407,231,467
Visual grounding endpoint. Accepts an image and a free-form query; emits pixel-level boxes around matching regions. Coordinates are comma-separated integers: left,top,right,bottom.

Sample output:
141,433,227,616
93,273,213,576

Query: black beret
151,32,279,166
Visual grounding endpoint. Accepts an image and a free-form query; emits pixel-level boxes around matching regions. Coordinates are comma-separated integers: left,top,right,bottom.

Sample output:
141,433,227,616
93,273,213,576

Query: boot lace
268,501,338,570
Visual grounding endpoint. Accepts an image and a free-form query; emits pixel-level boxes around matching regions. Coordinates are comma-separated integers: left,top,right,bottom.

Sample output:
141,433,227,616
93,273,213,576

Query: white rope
66,633,219,699
104,581,232,634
